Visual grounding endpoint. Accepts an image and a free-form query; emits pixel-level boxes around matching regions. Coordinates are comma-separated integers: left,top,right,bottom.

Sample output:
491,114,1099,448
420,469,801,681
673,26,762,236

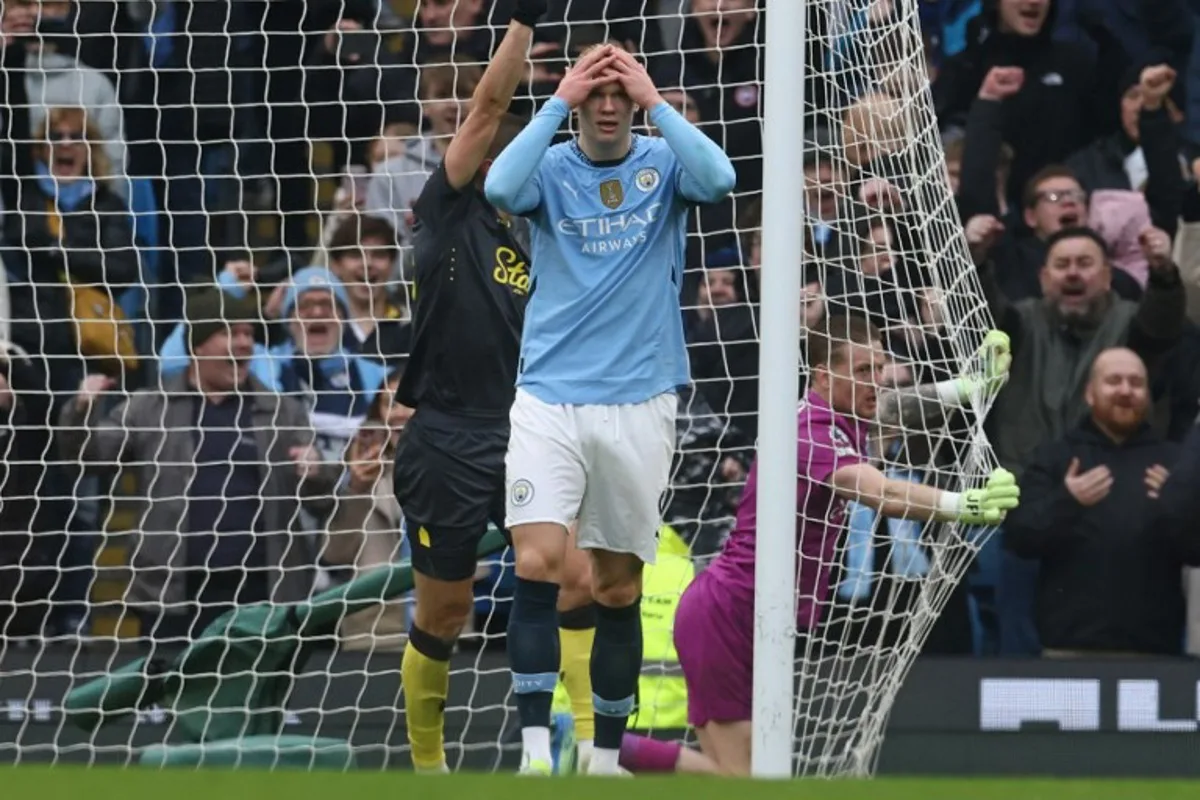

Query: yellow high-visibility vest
629,524,693,731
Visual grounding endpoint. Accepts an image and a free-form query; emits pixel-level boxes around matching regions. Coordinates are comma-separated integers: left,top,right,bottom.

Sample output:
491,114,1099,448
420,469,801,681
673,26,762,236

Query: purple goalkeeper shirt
705,391,870,631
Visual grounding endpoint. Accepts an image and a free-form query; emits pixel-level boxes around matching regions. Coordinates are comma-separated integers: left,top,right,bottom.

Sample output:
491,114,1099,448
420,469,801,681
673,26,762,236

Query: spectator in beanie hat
160,269,388,454
185,287,265,357
59,287,338,641
272,266,389,461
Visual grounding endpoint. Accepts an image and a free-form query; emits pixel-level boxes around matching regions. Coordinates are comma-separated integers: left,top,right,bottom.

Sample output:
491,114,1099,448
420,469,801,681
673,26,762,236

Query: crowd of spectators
1,0,1200,663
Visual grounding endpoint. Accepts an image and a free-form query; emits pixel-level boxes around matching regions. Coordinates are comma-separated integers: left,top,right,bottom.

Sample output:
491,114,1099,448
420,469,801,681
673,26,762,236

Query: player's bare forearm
648,102,737,203
832,462,947,522
443,22,534,189
472,22,533,118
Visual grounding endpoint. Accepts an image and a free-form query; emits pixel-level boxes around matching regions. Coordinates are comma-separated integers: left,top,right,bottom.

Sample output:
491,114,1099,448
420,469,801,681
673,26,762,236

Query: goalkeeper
619,316,1019,776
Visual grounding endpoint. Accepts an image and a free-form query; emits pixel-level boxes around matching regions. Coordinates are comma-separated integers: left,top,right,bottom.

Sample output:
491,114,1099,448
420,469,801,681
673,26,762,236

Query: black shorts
392,408,509,581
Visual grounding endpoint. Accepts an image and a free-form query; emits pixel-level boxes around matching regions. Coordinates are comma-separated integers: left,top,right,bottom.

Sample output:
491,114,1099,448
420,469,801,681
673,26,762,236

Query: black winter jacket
934,0,1103,208
4,180,139,397
1005,419,1196,655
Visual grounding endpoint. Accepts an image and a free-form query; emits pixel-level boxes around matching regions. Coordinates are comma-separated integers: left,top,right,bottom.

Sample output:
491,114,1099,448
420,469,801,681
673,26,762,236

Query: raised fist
222,258,255,287
1138,225,1173,271
978,67,1024,102
964,214,1005,264
289,444,323,482
1139,64,1176,110
511,0,549,28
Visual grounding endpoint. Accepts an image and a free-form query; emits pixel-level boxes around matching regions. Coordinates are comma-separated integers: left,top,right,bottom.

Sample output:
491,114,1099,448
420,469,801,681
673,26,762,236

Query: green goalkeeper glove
954,330,1012,403
949,468,1020,525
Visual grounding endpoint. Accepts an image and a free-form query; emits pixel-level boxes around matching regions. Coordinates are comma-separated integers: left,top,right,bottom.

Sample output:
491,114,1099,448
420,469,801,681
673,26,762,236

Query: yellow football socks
402,627,453,771
559,613,597,742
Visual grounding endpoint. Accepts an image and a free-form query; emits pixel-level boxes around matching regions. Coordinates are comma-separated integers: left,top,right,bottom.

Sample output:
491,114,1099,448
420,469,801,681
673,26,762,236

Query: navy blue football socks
508,577,561,730
590,598,643,751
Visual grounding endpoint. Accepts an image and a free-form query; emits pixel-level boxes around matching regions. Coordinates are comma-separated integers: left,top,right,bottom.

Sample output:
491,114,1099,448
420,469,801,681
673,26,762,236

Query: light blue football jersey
516,135,692,406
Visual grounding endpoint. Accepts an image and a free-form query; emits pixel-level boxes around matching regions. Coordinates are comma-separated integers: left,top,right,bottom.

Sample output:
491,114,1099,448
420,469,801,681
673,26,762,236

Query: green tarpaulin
63,529,509,767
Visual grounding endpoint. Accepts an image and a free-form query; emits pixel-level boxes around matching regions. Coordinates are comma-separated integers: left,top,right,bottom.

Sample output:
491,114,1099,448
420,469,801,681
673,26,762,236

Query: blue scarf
35,161,96,212
277,348,371,419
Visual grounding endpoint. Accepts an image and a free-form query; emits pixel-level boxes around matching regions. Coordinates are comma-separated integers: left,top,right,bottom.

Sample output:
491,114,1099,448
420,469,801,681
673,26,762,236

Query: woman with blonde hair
5,106,140,636
7,106,139,390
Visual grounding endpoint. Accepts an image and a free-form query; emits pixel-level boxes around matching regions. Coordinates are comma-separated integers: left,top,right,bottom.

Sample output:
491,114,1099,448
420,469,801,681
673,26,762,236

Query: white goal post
0,0,1003,778
752,0,806,779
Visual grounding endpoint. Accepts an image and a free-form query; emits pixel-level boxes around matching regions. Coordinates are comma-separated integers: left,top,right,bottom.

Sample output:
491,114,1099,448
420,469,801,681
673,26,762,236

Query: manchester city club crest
635,167,660,193
510,478,534,507
599,179,624,209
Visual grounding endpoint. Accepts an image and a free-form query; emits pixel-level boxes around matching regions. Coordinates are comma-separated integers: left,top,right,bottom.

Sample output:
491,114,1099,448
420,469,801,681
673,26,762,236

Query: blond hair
34,106,112,182
841,92,913,168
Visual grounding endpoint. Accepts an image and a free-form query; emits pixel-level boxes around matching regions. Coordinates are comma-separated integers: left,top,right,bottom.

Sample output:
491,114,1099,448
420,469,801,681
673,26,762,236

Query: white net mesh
0,0,1000,777
785,0,1002,778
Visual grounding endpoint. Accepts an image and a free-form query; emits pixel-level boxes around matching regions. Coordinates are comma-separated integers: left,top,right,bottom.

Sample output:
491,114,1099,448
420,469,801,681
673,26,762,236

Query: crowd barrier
3,647,1199,775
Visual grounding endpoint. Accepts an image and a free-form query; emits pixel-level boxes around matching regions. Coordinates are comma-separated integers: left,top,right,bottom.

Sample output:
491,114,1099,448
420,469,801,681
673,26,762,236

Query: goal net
0,0,1000,778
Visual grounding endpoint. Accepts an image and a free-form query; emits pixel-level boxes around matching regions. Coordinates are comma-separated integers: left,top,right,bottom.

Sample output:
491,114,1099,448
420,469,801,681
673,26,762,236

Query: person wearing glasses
963,165,1143,303
963,218,1185,656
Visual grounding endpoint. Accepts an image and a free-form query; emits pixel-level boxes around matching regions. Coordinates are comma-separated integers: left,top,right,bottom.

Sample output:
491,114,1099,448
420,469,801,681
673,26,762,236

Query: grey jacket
57,374,340,610
983,262,1186,477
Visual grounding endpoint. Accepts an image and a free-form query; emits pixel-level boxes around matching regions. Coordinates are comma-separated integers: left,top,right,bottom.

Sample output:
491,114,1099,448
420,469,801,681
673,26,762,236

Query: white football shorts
505,387,677,564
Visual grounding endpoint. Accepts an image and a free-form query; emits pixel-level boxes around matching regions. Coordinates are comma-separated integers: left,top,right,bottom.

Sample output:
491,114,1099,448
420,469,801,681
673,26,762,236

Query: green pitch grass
5,768,1198,800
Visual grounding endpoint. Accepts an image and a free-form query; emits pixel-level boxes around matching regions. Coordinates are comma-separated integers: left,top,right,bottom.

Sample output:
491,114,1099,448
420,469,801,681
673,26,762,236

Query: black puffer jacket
1065,105,1186,236
1005,418,1195,655
4,179,139,397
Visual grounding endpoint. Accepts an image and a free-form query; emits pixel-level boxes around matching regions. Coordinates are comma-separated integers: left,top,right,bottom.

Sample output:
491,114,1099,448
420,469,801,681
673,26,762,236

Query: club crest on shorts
635,167,660,193
510,478,534,507
599,179,624,209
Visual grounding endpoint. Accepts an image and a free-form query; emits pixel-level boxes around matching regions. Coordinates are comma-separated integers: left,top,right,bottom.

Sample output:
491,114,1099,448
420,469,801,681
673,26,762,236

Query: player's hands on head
606,48,664,110
554,44,619,108
511,0,549,28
